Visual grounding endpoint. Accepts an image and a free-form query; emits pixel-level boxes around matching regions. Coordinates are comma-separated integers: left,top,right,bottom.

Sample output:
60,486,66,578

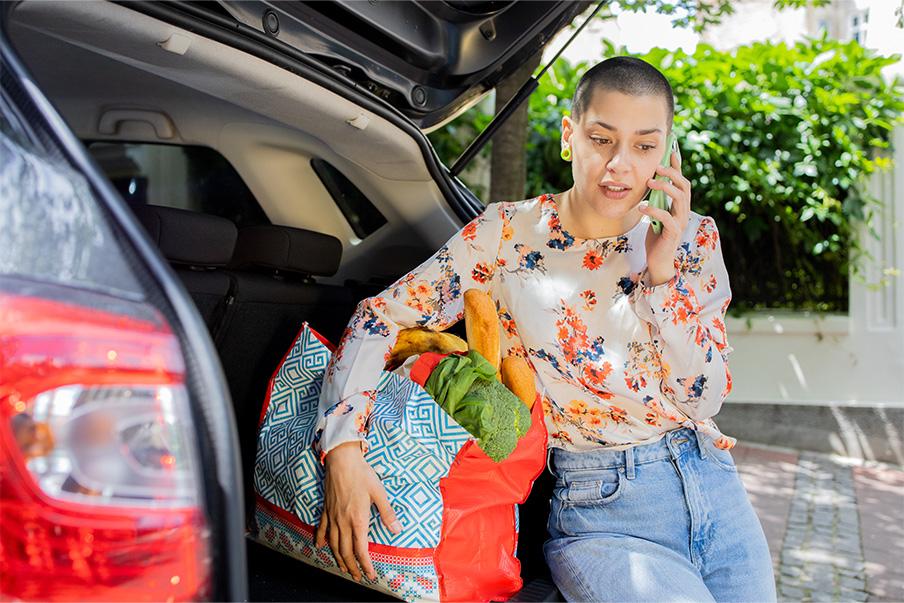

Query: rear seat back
219,224,356,514
133,204,237,332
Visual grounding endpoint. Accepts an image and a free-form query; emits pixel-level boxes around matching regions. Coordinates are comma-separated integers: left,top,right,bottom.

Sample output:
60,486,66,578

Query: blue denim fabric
543,428,776,602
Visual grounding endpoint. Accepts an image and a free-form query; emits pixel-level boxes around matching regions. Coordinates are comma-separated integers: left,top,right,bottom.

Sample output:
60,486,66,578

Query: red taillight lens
0,294,211,601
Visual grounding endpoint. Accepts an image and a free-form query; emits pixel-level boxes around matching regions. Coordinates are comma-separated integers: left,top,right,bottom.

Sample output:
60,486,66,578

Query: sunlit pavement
734,443,904,602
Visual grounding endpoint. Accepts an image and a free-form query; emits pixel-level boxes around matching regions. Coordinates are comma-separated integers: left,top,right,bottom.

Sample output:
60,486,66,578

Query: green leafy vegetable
424,350,531,462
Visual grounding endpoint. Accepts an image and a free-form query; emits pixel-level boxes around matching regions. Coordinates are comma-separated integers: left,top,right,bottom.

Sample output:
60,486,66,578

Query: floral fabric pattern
314,193,736,462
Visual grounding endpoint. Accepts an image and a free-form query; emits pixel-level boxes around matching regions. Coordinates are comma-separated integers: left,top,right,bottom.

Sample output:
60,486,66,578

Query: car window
0,96,143,298
311,158,388,239
88,142,270,228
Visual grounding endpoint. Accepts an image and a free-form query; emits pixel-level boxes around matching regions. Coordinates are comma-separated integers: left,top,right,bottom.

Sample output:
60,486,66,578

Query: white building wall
724,125,904,408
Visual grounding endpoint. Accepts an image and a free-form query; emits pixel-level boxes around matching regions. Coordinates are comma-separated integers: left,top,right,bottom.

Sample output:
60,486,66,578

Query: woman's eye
590,137,609,145
640,145,655,152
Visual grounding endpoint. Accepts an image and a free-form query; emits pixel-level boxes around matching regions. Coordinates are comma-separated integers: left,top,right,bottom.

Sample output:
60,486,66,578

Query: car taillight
0,293,211,601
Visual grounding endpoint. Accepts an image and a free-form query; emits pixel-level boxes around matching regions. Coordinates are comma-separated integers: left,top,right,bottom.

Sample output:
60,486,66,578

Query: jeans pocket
551,468,625,538
701,435,737,472
554,468,624,505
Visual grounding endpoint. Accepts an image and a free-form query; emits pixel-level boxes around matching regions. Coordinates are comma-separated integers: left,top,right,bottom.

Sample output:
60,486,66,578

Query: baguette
501,355,536,410
463,289,501,380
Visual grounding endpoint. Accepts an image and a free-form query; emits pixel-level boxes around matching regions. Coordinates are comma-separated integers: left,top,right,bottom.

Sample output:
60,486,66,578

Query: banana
464,289,501,381
386,289,502,380
385,327,468,371
501,355,536,410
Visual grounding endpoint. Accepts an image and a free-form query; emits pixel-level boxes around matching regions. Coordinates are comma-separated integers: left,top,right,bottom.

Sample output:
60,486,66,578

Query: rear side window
88,142,269,228
311,158,387,239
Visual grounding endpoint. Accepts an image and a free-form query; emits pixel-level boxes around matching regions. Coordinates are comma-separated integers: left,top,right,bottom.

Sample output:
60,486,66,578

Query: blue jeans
543,428,776,602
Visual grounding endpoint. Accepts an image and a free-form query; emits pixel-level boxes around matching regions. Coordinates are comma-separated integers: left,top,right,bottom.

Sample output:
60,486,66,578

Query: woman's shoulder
686,211,722,235
483,194,547,219
684,211,724,253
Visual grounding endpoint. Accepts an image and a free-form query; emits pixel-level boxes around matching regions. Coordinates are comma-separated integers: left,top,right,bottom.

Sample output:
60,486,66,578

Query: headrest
133,205,237,267
229,224,342,277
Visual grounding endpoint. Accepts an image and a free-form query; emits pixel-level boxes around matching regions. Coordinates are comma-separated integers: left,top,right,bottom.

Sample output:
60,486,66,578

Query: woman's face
562,89,671,219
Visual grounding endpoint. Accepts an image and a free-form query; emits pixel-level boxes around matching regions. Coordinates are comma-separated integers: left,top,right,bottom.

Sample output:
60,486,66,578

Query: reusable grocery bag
251,322,547,602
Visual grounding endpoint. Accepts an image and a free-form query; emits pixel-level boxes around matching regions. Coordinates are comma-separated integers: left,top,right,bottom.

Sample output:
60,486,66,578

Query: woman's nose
606,149,630,171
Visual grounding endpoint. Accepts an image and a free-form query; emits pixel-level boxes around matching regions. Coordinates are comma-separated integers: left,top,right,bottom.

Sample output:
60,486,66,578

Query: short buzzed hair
571,56,674,132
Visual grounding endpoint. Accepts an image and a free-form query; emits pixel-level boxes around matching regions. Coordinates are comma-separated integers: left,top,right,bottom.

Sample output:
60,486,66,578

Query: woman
312,56,776,602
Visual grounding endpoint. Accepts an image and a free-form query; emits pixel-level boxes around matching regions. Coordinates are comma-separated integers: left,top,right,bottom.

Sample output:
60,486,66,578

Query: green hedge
430,34,904,315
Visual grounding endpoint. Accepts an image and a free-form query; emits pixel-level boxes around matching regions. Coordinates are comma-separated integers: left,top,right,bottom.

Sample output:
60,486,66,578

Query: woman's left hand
637,148,691,287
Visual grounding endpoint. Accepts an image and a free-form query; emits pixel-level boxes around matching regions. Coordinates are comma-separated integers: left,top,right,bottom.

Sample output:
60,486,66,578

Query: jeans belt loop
694,429,708,461
625,446,636,480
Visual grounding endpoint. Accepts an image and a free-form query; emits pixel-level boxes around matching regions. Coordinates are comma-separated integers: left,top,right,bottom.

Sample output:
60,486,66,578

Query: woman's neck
556,188,643,239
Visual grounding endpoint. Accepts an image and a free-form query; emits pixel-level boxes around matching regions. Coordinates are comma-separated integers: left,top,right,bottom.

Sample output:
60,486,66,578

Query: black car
0,1,591,600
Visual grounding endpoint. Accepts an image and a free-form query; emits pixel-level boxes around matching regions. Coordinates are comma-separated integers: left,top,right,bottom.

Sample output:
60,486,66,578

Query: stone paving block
781,565,804,579
837,568,865,581
780,584,806,600
839,588,869,602
805,577,835,599
841,576,867,590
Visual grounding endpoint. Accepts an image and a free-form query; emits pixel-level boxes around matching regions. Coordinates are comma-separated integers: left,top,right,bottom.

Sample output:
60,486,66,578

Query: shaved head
571,56,674,132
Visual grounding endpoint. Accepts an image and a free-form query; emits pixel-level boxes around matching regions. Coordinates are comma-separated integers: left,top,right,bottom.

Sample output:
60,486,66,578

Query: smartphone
643,133,680,234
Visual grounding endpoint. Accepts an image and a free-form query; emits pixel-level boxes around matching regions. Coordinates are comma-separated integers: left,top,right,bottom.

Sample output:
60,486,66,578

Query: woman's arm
312,202,506,582
630,216,733,421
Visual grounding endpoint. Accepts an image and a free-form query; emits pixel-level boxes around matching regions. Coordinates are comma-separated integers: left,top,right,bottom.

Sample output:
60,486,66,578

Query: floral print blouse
313,193,736,463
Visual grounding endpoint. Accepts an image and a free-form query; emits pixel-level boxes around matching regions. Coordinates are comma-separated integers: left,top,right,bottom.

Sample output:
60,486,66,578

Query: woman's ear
561,115,573,146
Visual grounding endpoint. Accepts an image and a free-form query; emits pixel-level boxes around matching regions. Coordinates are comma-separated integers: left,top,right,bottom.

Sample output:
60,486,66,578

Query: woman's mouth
600,184,632,200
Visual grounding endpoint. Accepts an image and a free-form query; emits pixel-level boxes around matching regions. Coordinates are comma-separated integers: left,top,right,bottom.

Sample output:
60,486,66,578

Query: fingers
315,511,328,549
651,165,689,195
325,511,375,583
647,176,683,203
340,526,362,582
647,168,690,227
371,481,402,535
318,451,395,584
328,520,346,574
639,204,681,239
354,528,377,582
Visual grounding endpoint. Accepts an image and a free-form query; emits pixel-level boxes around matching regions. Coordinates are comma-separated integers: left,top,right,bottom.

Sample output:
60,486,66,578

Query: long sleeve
630,216,733,422
311,203,506,463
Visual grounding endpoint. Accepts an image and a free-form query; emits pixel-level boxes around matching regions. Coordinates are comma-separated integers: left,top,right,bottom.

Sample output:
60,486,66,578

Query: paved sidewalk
734,443,904,602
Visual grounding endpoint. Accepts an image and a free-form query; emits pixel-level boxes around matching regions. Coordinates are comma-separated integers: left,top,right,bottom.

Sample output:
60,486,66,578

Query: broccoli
462,379,531,462
424,349,531,462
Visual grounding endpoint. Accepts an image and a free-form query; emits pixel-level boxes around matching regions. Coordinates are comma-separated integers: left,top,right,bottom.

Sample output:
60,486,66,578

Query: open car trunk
5,1,561,600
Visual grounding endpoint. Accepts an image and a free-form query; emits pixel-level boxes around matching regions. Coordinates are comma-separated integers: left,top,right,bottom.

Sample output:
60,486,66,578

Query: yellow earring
560,145,571,161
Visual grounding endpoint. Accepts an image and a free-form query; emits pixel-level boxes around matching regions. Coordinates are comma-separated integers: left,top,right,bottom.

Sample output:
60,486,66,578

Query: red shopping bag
410,352,548,602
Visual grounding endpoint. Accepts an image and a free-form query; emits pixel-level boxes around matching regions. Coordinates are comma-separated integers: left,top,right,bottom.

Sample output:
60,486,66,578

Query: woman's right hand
314,440,402,582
